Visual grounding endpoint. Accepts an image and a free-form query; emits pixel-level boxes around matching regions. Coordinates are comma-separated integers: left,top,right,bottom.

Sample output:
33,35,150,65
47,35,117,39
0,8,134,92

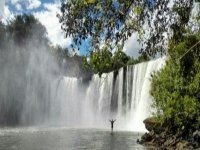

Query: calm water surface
0,127,148,150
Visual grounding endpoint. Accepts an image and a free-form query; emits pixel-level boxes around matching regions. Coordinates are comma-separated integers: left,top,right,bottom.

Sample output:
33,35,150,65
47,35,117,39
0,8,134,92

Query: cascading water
81,57,166,131
49,57,166,131
0,50,165,132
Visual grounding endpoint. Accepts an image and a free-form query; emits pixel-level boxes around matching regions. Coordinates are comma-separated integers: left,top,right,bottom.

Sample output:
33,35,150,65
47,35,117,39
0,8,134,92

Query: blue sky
0,0,140,57
6,0,56,13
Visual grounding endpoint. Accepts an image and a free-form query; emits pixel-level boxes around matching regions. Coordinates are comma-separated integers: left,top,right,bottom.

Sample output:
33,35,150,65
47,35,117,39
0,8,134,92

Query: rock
143,117,162,133
176,141,189,150
193,130,200,141
136,138,140,143
163,137,177,147
141,117,198,150
141,132,153,142
192,130,200,148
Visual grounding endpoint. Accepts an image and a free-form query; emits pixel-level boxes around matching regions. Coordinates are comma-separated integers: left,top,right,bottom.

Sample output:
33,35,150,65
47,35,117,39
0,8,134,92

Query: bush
150,33,200,135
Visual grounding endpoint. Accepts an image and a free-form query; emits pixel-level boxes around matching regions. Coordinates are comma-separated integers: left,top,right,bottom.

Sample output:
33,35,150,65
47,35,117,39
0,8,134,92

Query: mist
0,15,70,126
0,14,94,127
1,37,56,126
0,15,165,132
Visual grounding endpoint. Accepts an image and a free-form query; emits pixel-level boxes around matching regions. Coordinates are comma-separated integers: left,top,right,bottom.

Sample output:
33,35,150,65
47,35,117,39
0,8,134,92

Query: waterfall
51,57,165,131
82,57,165,131
0,55,165,132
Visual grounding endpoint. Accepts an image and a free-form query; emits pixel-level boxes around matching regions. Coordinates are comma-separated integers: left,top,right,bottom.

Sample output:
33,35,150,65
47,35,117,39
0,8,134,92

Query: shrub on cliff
150,33,200,136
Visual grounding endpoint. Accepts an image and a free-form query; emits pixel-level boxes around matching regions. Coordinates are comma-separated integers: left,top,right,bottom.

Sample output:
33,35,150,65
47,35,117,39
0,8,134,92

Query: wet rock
141,132,153,142
143,117,162,133
136,138,140,143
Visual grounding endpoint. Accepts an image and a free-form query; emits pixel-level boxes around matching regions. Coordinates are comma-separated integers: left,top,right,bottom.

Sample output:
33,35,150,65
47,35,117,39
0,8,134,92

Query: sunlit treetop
83,0,96,4
58,0,199,57
7,15,48,46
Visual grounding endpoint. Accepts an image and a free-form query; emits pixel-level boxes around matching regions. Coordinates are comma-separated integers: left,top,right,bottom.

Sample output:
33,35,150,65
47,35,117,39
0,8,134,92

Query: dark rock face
141,117,199,150
141,132,153,142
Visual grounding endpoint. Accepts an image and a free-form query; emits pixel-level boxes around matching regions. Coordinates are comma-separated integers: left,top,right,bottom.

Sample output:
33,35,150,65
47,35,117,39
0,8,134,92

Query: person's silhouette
109,119,116,132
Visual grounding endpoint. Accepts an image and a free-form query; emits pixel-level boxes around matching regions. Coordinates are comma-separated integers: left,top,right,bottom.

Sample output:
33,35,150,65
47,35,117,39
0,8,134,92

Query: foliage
84,47,113,76
112,49,130,70
7,14,48,46
58,0,197,57
84,45,150,76
150,33,200,135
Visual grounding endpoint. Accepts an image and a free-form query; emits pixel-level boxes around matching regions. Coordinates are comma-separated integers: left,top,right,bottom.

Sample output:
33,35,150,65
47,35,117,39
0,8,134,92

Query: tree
112,49,130,70
150,33,200,136
58,0,197,57
85,46,113,76
7,14,48,46
83,45,148,76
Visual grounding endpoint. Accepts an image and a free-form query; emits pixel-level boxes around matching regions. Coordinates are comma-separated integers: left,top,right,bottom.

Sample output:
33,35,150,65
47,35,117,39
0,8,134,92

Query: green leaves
150,33,200,134
7,14,47,46
85,47,113,76
133,6,143,15
83,45,148,76
59,0,198,57
83,0,96,5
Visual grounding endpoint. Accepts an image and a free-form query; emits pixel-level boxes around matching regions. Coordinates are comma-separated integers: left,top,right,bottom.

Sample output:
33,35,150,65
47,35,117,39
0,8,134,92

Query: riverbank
139,117,200,150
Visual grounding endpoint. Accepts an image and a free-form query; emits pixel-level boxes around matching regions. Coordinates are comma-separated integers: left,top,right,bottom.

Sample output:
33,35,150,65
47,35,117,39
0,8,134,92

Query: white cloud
1,0,71,48
16,3,22,11
123,33,141,58
11,0,21,5
9,0,41,10
34,2,72,48
1,5,14,24
27,0,41,10
5,6,13,18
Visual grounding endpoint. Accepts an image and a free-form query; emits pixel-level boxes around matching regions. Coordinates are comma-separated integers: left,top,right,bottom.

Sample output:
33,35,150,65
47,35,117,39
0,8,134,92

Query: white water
0,56,165,132
51,57,166,132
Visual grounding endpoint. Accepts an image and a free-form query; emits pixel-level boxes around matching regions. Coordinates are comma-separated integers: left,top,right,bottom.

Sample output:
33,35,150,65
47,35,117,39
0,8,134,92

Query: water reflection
0,128,147,150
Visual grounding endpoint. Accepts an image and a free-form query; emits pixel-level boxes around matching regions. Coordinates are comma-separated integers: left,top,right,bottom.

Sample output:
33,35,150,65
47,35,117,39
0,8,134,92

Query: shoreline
138,117,200,150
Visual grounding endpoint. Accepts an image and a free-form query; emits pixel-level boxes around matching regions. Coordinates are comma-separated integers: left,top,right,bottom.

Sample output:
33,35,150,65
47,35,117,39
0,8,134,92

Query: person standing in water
109,119,116,132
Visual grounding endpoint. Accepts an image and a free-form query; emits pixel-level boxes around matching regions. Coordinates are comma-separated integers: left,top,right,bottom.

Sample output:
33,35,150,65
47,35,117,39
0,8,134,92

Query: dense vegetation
58,0,197,57
151,33,200,136
84,46,149,76
149,1,200,139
